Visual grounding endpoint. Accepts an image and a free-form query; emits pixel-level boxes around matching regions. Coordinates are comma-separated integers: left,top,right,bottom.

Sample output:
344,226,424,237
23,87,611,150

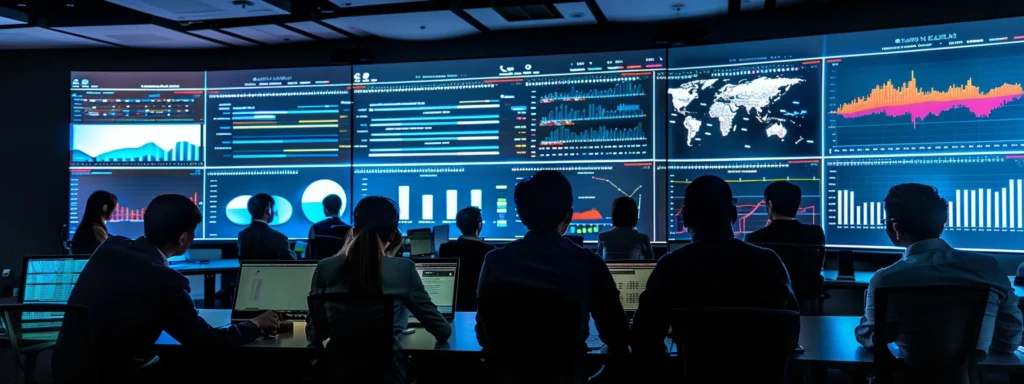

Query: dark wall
2,0,1024,277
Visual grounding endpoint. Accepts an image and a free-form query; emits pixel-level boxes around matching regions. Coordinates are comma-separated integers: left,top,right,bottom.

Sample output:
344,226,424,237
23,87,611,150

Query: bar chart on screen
825,154,1024,251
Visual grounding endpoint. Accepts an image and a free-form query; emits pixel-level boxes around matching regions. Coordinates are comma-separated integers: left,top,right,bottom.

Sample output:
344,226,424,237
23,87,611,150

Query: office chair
477,285,583,383
872,285,990,384
0,303,99,384
671,307,800,383
752,242,827,315
306,292,396,384
309,225,351,260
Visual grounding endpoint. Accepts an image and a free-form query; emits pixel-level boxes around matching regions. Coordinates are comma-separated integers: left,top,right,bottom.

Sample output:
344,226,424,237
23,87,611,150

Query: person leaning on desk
306,196,451,348
53,194,281,380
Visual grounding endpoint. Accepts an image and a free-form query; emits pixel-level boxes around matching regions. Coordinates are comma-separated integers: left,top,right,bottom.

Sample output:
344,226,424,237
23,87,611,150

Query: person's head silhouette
682,175,737,239
144,194,202,258
514,170,573,233
883,183,947,247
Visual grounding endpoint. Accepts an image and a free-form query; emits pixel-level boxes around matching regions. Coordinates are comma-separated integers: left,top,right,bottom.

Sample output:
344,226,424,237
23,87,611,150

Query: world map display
667,63,821,159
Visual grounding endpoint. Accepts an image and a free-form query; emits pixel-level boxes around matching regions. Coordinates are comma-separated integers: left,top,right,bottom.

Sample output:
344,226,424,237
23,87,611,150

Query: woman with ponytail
306,196,452,350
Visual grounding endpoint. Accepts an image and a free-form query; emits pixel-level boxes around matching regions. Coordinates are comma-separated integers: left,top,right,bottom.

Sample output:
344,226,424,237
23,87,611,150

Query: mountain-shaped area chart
72,141,201,163
832,71,1024,129
71,123,202,165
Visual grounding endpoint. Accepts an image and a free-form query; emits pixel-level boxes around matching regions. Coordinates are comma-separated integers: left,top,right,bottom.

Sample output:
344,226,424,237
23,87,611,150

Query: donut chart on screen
301,179,347,223
224,195,292,226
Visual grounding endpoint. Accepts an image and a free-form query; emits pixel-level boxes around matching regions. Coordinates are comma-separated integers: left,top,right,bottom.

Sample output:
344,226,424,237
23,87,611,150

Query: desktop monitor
432,225,449,254
232,261,318,320
19,255,91,331
407,228,434,258
606,262,655,312
184,248,221,262
410,259,459,321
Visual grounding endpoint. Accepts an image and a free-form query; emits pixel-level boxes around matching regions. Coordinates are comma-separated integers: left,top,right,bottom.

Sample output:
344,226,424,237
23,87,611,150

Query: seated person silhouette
745,181,826,313
597,196,654,260
70,190,118,255
307,194,350,259
54,194,280,380
439,206,496,311
477,170,630,352
238,193,295,260
631,175,797,354
855,183,1022,357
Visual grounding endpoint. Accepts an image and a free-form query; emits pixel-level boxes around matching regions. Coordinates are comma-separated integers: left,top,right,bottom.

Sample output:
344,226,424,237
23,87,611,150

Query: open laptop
407,228,434,258
231,261,318,322
606,262,656,314
408,258,459,325
19,255,90,338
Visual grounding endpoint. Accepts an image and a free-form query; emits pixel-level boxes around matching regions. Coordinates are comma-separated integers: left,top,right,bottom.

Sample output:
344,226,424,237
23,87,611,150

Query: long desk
157,310,1024,372
168,259,240,306
821,270,1024,298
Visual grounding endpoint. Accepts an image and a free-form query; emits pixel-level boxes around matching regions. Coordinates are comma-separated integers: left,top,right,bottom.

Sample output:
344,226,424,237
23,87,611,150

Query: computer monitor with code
606,262,655,311
20,256,90,329
412,260,459,317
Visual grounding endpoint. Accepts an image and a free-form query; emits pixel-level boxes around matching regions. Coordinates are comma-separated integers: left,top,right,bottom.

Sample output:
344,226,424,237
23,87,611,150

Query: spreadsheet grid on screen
68,16,1024,253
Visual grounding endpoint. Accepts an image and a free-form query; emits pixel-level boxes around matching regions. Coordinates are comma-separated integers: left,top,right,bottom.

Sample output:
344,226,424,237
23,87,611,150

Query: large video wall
69,15,1024,252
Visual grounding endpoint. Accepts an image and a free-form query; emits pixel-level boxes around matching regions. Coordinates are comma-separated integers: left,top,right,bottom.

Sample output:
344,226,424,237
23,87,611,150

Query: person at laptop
597,196,654,260
855,183,1022,356
70,190,118,255
54,194,280,380
307,196,451,350
439,206,496,311
477,171,629,352
631,175,797,354
238,193,295,260
745,181,826,313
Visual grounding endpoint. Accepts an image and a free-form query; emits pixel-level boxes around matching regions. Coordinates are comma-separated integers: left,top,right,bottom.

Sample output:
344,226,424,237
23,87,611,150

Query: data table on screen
69,169,203,240
667,59,823,160
825,154,1024,251
203,167,351,239
667,159,823,241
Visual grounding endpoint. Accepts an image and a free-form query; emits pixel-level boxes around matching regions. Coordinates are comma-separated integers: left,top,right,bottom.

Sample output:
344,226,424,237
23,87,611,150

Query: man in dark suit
307,194,349,259
54,194,280,380
238,193,294,260
439,206,495,311
631,175,797,354
745,181,826,314
745,181,825,246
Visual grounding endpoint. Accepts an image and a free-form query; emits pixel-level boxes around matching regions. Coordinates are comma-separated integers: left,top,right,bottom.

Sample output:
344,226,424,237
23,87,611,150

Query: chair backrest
671,307,800,383
477,284,583,379
751,242,825,302
0,303,93,384
873,285,990,382
306,292,395,384
308,225,351,260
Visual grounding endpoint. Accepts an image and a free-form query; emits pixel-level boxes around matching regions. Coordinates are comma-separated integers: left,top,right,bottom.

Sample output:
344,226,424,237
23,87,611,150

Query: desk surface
820,270,1024,298
157,310,1024,369
168,259,240,274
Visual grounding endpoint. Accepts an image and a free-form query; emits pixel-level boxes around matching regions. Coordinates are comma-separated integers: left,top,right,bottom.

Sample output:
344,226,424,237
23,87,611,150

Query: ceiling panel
324,10,480,41
465,2,596,30
0,27,113,49
188,29,259,47
329,0,429,7
222,24,315,44
285,21,348,39
105,0,289,21
54,24,226,49
594,0,729,22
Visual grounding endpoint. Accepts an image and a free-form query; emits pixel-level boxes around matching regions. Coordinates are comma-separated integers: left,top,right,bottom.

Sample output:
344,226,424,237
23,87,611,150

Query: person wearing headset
238,193,295,260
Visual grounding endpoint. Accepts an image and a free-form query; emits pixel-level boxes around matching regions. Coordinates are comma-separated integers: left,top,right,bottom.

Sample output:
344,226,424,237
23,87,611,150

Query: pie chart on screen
302,179,347,223
225,195,293,226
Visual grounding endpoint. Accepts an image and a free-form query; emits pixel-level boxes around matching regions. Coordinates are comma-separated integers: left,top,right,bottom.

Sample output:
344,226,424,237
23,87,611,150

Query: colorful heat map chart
833,71,1024,129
